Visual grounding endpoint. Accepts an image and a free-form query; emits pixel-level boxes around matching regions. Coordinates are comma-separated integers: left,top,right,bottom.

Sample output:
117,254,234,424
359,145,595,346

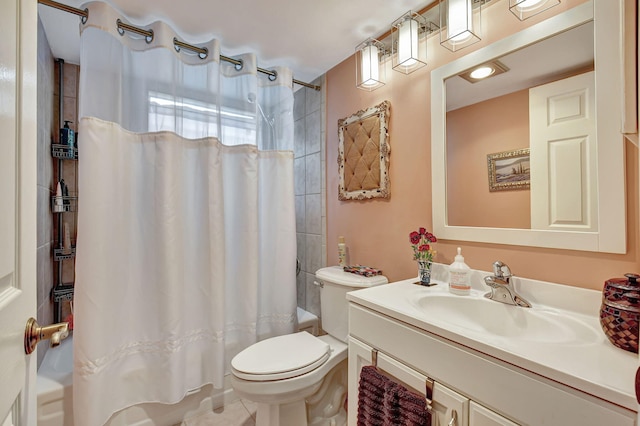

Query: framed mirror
337,101,391,200
431,0,627,253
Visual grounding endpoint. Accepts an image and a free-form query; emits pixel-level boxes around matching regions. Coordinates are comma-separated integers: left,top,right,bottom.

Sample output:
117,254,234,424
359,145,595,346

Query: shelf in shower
53,246,76,261
51,144,78,160
51,196,78,213
51,284,74,303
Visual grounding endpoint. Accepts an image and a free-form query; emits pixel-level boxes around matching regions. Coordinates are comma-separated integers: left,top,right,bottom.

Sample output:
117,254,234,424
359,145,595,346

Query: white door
0,0,38,425
529,71,597,232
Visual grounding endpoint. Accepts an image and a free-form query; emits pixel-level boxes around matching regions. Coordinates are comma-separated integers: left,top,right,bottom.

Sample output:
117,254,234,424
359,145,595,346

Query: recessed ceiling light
469,66,495,79
458,60,509,83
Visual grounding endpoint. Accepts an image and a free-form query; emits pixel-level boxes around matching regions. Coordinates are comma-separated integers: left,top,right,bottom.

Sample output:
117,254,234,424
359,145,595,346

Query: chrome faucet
483,261,531,308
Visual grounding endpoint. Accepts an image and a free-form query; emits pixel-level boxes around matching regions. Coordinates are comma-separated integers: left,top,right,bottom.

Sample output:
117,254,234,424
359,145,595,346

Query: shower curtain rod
38,0,322,91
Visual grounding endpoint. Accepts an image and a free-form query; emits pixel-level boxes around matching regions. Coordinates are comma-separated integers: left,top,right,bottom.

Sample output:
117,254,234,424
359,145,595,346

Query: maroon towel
357,366,430,426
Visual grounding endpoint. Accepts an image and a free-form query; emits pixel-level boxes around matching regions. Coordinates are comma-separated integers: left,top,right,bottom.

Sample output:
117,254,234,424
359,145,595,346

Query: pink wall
325,0,639,289
447,89,530,228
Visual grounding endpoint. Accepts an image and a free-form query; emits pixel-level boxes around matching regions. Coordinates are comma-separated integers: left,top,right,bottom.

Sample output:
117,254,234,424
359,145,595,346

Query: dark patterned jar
600,291,639,353
603,273,639,303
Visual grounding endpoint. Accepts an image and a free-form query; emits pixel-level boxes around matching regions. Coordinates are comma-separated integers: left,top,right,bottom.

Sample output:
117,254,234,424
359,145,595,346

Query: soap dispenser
449,247,471,295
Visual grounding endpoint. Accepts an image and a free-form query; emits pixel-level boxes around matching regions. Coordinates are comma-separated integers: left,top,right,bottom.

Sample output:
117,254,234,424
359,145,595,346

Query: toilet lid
231,332,331,381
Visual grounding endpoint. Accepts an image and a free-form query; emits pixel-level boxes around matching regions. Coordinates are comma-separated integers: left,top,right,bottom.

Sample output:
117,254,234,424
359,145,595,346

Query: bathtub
37,335,236,426
37,308,319,426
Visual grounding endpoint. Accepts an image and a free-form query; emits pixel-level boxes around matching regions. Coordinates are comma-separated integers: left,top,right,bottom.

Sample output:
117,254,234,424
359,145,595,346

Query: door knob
24,317,69,354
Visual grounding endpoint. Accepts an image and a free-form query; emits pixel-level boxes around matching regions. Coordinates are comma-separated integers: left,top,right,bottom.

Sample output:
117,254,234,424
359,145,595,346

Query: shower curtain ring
235,59,243,71
268,70,278,82
116,19,154,43
81,8,88,24
173,38,208,59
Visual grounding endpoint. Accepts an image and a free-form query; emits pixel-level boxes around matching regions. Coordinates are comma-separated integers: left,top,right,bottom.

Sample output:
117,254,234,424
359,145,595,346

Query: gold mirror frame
337,100,390,200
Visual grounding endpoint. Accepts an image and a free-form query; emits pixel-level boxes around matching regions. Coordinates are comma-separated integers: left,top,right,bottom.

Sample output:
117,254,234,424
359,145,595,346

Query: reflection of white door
529,71,597,232
0,0,38,425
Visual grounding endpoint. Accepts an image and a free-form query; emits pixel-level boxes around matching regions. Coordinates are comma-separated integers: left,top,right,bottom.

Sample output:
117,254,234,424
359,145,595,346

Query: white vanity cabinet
347,301,636,426
349,335,519,426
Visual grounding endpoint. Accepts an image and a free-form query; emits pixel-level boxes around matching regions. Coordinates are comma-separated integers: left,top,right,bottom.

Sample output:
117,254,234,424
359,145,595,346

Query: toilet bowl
230,266,388,426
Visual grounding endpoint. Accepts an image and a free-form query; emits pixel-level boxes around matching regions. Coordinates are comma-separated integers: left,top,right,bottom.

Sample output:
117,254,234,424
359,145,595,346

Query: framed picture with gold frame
337,100,390,200
487,148,530,192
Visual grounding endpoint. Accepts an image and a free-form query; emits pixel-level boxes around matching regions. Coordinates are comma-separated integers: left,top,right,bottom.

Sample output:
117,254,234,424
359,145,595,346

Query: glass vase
417,260,432,285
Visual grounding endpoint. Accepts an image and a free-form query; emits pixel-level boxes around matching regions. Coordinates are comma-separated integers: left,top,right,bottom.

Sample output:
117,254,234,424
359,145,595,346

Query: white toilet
230,266,388,426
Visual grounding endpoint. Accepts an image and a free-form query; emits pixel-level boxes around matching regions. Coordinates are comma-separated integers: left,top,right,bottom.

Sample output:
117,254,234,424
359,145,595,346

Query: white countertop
346,267,638,412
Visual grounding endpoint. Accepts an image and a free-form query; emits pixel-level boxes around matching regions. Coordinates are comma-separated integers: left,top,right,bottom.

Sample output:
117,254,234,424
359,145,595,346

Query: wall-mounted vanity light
458,60,509,83
392,11,428,74
356,38,386,91
439,0,482,52
355,0,561,89
509,0,561,21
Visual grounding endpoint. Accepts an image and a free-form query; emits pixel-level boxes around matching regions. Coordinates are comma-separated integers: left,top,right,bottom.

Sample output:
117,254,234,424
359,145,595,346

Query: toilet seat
231,332,331,382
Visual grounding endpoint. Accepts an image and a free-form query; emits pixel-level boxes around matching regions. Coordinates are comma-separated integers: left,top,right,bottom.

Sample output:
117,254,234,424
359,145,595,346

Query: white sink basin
412,293,599,344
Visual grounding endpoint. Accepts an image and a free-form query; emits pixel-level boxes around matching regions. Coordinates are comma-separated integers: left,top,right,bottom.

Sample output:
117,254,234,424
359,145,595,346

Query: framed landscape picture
487,148,530,192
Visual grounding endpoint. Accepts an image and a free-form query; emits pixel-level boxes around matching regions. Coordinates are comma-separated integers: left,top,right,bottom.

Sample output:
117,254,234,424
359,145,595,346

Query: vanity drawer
469,402,519,426
349,303,636,426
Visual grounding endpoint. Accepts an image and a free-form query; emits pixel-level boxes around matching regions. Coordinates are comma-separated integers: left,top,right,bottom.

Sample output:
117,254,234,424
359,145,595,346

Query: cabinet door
430,383,469,426
348,337,375,424
349,336,469,426
469,401,518,426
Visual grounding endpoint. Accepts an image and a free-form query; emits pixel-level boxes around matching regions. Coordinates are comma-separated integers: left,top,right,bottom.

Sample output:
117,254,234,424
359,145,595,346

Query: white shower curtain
73,3,297,425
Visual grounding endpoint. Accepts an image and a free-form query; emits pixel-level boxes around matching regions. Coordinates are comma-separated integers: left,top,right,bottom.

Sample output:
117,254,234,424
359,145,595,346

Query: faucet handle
501,264,512,278
492,261,512,279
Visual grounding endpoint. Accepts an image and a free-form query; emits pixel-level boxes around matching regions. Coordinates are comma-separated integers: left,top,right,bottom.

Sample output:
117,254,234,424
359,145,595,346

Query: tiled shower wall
293,77,327,319
36,17,79,367
36,18,55,368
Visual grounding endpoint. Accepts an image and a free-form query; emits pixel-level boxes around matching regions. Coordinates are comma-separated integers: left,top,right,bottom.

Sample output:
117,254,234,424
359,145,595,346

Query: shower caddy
49,59,78,323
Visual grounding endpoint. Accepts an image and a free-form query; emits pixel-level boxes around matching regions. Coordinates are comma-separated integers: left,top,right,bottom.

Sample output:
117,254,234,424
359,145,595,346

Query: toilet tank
315,266,388,342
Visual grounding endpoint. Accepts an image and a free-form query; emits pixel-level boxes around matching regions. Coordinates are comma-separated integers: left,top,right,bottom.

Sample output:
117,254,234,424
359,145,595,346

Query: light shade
356,38,385,91
392,11,428,74
439,0,481,52
509,0,561,20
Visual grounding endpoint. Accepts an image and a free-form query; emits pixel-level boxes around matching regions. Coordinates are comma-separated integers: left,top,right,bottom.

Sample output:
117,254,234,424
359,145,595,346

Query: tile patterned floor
179,399,257,426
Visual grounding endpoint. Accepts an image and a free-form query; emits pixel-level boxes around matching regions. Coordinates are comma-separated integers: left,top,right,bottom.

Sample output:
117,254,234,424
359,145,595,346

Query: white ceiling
38,0,437,86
